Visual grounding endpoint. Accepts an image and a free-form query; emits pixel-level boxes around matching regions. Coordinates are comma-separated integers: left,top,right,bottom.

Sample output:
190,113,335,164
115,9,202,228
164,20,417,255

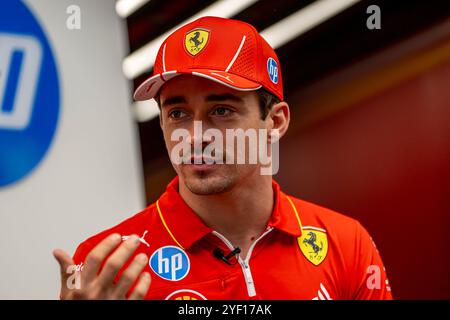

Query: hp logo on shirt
0,1,60,187
267,57,279,84
150,246,190,281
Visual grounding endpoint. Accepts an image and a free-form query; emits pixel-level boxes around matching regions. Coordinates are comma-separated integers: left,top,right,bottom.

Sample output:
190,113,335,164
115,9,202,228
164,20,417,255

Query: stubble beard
180,167,236,195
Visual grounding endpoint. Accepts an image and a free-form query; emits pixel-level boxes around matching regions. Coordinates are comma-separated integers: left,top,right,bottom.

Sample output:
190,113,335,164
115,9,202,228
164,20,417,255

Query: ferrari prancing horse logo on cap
185,29,209,56
298,227,328,266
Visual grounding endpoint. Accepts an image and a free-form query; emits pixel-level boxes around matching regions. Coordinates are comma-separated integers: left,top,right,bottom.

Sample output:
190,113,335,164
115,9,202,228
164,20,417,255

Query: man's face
159,75,271,195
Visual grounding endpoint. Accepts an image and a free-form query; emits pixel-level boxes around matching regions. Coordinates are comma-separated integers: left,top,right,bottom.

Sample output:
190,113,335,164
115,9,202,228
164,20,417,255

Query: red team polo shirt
72,177,393,300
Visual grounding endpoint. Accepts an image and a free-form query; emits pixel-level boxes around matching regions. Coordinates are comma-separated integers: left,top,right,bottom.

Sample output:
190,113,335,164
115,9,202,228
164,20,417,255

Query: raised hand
53,233,151,300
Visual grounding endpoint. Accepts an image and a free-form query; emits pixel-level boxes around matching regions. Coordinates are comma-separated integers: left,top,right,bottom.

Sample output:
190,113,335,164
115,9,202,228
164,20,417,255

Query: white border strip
302,226,327,233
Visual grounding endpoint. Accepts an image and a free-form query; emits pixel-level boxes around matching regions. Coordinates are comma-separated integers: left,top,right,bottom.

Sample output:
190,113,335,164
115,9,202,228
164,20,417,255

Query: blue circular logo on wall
0,0,60,187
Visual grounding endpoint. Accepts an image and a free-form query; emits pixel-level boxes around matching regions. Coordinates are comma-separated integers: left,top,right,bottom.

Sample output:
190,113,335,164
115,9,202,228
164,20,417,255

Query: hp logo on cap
267,57,279,84
150,246,190,281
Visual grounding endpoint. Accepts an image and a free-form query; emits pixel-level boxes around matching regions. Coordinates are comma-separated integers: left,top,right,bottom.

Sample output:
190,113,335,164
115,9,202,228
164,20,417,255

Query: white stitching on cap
210,72,234,83
162,43,167,72
225,35,246,72
191,71,261,91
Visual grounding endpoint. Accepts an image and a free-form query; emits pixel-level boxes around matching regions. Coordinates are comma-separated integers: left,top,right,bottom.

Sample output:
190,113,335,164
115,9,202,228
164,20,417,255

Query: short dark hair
257,88,280,120
154,87,280,120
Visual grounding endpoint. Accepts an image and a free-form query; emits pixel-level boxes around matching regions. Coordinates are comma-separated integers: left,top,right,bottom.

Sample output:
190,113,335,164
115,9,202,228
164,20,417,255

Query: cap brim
133,69,262,101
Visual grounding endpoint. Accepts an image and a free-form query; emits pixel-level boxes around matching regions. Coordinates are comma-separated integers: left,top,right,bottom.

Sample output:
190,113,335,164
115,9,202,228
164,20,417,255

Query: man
53,16,392,300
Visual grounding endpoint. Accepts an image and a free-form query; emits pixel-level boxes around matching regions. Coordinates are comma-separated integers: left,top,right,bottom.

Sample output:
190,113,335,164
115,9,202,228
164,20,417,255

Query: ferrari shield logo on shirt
185,29,209,56
150,246,190,281
298,227,328,266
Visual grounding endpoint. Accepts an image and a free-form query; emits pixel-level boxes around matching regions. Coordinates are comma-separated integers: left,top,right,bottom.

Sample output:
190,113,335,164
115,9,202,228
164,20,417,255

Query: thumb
53,249,76,296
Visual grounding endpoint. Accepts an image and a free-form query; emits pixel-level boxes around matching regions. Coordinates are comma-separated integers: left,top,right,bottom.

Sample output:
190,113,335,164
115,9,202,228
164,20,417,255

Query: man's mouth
189,156,216,164
184,156,222,170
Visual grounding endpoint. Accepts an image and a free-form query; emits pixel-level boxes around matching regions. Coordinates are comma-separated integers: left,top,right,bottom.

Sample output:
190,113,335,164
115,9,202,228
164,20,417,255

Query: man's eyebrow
205,93,243,103
161,96,187,108
161,93,243,107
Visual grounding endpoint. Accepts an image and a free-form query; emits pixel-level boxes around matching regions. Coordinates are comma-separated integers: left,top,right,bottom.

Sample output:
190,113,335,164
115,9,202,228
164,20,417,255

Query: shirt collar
156,177,302,250
156,176,213,250
267,180,303,237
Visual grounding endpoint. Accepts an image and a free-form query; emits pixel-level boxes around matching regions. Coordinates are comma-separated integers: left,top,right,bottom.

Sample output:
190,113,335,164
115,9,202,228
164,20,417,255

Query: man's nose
189,121,208,147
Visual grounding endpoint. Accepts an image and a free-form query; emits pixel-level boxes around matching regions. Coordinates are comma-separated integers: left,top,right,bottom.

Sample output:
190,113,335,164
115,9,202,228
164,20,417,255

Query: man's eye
212,106,233,116
168,110,186,119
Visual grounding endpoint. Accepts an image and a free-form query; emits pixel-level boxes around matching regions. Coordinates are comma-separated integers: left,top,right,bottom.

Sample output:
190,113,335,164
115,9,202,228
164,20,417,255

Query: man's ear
267,101,290,141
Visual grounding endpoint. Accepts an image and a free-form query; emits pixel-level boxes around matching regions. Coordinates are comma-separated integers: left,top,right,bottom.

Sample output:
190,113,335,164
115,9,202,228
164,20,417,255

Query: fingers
83,233,122,282
96,235,140,287
55,234,151,300
53,249,75,296
113,253,148,298
53,249,75,275
128,272,151,300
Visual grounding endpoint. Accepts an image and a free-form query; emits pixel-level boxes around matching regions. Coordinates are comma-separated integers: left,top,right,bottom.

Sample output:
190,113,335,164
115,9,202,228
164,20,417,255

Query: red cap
133,16,283,101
